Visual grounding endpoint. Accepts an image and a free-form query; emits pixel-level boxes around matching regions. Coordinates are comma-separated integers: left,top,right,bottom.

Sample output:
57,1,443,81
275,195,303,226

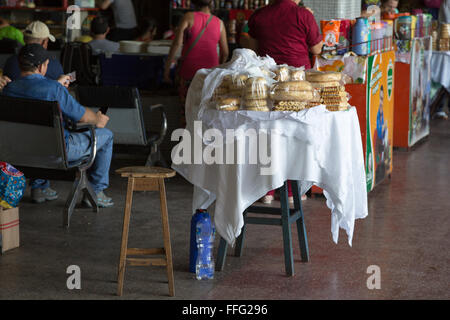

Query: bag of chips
0,162,26,209
321,20,341,53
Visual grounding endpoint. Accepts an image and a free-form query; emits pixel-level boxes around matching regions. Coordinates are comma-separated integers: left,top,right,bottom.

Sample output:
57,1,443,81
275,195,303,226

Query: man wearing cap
89,16,120,55
2,44,115,208
2,21,64,81
99,0,137,41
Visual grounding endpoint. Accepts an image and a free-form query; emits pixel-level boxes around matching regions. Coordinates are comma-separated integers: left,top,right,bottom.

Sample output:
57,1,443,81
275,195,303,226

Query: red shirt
248,0,322,69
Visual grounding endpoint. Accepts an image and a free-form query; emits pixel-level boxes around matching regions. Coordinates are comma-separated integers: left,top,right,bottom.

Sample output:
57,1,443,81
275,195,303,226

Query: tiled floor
0,119,448,300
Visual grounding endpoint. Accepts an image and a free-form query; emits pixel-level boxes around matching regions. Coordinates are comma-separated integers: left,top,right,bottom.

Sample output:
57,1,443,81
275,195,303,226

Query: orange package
321,20,341,53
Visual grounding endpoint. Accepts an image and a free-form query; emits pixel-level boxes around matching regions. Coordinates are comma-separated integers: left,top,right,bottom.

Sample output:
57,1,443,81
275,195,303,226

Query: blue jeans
31,128,114,193
66,128,114,194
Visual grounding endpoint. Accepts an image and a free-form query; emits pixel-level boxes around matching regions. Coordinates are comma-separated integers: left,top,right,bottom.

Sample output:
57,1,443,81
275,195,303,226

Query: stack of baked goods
305,70,350,111
270,80,321,111
273,66,290,82
243,77,270,111
213,74,248,110
215,97,241,111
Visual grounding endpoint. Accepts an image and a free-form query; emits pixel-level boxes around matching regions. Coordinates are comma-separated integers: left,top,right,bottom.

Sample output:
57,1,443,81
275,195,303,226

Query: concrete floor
0,119,448,300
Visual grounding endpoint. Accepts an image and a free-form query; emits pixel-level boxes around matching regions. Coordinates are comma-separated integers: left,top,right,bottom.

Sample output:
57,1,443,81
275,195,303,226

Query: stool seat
116,166,176,178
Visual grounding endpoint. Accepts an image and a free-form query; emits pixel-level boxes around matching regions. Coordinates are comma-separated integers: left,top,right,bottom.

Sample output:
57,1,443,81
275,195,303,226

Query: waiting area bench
0,95,98,227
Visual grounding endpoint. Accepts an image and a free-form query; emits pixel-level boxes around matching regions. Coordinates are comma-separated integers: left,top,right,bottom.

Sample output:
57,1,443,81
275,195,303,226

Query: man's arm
309,41,323,55
79,108,109,128
0,75,11,91
219,20,229,64
99,0,112,10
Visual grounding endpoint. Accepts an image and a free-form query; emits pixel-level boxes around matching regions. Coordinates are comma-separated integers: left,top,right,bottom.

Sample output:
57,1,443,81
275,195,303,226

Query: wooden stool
115,166,176,296
215,180,309,276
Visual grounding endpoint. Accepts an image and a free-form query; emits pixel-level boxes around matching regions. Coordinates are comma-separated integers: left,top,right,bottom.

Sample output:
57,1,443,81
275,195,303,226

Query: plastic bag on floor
0,162,26,209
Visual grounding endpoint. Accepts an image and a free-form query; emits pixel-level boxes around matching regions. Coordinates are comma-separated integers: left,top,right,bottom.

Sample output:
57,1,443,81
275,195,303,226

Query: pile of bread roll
214,74,248,111
243,77,270,111
273,66,305,82
305,71,350,111
270,81,322,111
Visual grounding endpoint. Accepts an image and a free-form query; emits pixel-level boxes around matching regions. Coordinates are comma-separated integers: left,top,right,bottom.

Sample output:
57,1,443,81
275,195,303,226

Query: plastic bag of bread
243,98,270,111
272,65,290,82
244,77,269,100
270,81,314,101
242,77,270,111
289,67,306,81
216,97,241,111
305,70,342,83
227,74,248,96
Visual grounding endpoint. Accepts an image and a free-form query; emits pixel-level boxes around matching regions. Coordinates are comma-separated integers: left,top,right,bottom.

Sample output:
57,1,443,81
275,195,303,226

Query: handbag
176,14,214,83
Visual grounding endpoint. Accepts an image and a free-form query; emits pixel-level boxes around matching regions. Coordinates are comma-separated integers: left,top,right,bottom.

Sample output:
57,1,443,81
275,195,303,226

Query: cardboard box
0,207,20,253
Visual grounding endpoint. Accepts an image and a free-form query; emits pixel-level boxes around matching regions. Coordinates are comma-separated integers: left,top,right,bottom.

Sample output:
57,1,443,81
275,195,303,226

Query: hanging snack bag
321,20,342,53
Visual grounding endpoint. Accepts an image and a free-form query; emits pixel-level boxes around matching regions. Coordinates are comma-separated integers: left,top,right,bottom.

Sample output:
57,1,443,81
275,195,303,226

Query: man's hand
57,75,71,88
163,69,172,84
0,75,11,90
95,111,109,128
305,6,314,14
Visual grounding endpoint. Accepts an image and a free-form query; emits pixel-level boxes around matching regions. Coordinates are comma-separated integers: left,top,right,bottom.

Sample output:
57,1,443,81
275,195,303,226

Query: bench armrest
68,122,97,170
148,104,167,146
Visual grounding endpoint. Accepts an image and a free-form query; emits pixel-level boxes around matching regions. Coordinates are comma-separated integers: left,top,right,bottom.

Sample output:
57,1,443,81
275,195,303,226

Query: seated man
2,44,114,207
3,21,64,81
89,16,120,55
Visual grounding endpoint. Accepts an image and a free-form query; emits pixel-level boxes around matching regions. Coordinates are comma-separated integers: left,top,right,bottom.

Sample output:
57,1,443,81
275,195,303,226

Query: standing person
163,0,229,128
435,0,450,119
99,0,138,41
247,0,323,203
247,0,322,69
2,21,64,81
3,44,115,207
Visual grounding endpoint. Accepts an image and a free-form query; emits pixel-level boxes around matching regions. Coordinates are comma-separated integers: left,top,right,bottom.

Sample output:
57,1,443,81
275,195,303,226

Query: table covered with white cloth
431,51,450,91
171,49,368,248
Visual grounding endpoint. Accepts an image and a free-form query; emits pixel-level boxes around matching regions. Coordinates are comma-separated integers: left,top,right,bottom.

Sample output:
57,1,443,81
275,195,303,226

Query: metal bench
0,95,98,227
75,85,168,167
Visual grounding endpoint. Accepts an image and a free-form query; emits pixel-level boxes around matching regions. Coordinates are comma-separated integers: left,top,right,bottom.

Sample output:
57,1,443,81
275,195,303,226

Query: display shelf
0,6,99,11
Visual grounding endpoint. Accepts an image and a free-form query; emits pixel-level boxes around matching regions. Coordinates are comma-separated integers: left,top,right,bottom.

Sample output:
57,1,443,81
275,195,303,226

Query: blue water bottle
195,214,215,280
189,209,207,273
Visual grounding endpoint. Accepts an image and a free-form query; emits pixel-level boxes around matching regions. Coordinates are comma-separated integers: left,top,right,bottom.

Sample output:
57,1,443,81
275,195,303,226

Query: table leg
280,181,294,276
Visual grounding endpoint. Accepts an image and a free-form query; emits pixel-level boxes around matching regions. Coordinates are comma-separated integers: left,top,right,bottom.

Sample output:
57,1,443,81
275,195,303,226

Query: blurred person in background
0,18,25,45
99,0,138,41
89,16,119,55
135,18,158,43
2,21,64,81
163,0,229,128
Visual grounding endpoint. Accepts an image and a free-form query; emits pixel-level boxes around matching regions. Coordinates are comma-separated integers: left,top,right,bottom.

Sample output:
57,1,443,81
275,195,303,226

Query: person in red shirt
247,0,323,69
247,0,323,203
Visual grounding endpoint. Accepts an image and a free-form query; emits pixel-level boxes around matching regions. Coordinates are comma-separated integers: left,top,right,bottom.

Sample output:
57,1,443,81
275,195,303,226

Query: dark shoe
31,187,58,203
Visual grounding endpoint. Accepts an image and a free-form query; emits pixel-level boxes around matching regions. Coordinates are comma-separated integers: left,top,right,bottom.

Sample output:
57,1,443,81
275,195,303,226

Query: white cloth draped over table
431,51,450,91
171,49,368,247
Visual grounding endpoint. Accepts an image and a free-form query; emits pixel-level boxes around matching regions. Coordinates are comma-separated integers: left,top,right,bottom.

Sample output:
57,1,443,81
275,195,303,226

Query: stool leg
292,181,309,262
215,237,228,271
158,178,175,297
117,178,134,296
280,181,294,276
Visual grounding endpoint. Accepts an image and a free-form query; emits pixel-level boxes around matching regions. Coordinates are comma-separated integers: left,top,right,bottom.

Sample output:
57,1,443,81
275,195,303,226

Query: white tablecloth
172,70,369,248
431,51,450,91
